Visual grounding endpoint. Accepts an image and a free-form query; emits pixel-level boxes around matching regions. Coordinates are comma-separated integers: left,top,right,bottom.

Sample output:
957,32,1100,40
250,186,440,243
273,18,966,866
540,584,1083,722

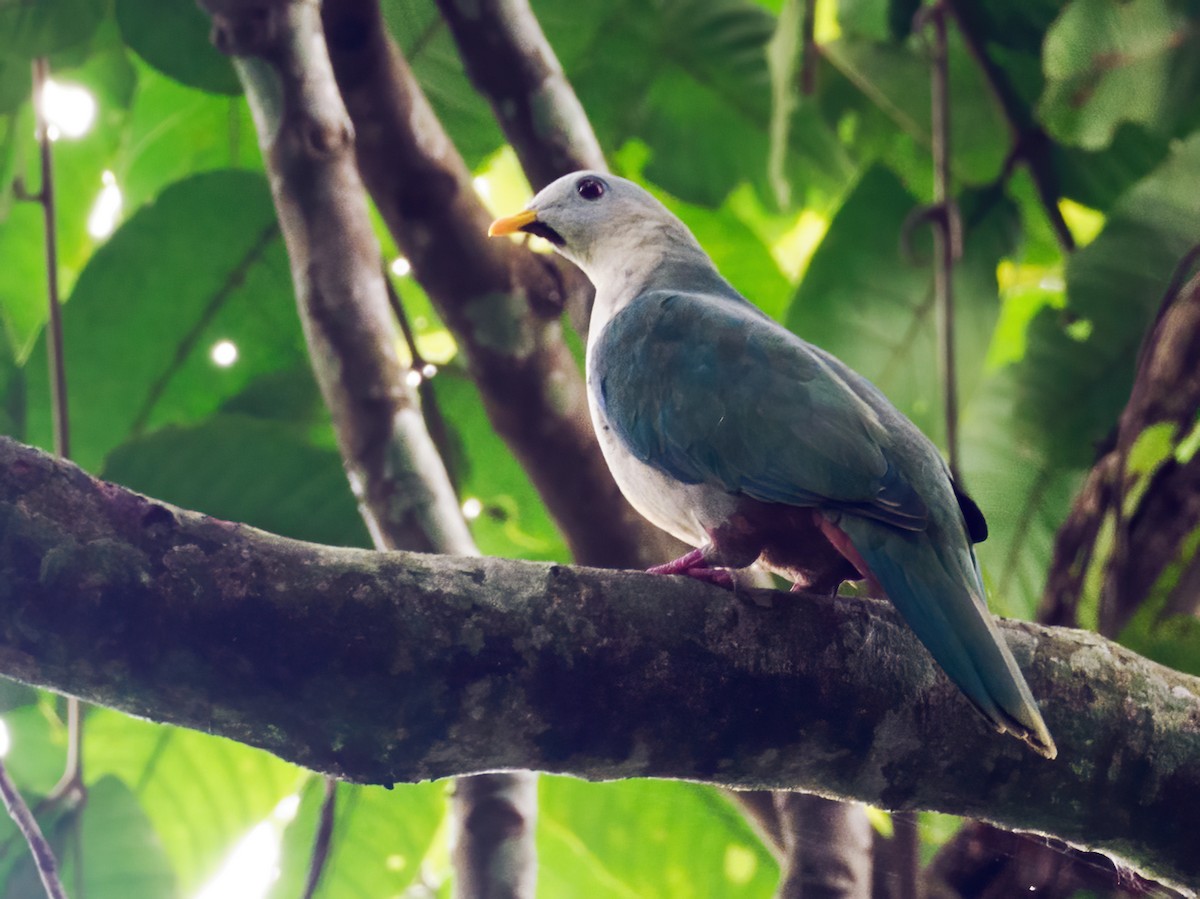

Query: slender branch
432,0,606,189
301,778,336,899
31,60,69,463
1,439,1198,891
873,811,919,899
319,0,679,568
913,4,962,479
0,761,67,899
31,52,84,828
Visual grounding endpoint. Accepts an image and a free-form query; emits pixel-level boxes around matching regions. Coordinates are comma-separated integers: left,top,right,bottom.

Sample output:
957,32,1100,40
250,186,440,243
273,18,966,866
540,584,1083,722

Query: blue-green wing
591,290,927,529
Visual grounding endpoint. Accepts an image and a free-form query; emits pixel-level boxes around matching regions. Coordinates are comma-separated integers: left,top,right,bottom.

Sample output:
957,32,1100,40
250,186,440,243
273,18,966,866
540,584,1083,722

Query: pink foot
647,549,735,590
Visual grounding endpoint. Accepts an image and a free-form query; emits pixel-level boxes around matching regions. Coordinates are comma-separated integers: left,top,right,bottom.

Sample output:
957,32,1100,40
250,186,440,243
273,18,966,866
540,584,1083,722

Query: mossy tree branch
194,0,535,893
1,437,1198,890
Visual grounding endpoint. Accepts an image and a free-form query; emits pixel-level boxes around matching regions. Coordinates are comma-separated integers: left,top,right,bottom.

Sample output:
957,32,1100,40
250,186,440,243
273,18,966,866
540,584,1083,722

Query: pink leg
647,548,735,590
813,513,884,597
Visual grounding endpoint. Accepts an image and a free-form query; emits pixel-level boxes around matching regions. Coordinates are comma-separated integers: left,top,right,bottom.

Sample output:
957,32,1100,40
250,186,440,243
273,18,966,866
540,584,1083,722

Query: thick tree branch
1042,271,1200,630
195,1,534,893
1,439,1198,890
432,0,606,189
319,0,675,569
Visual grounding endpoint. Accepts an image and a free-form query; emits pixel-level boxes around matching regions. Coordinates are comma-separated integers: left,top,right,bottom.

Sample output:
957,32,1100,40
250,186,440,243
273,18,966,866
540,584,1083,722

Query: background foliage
0,0,1197,895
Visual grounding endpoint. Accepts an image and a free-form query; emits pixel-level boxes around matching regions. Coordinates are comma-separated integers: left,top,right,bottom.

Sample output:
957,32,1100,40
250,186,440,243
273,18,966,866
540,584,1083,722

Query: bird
488,170,1056,759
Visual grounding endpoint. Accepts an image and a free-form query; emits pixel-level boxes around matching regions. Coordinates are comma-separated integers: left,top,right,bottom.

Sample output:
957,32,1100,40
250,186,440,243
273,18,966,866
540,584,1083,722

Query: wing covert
591,290,928,530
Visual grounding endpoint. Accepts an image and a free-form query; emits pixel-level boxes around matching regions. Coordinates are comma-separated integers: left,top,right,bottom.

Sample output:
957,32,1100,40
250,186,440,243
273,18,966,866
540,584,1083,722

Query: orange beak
487,209,538,237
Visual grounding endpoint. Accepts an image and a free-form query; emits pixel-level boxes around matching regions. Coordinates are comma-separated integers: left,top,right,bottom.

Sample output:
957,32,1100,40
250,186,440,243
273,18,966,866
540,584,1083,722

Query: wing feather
592,290,928,530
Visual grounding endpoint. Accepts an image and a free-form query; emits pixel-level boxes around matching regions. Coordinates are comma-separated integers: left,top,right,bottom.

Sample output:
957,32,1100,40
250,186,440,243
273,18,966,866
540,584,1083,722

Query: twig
31,59,70,463
301,778,337,899
874,810,919,899
911,3,962,479
800,0,817,96
0,760,67,899
30,51,85,832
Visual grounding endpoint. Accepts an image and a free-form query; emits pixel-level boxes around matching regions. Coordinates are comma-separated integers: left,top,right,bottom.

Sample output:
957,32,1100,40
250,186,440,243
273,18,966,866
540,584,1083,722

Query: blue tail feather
839,517,1056,759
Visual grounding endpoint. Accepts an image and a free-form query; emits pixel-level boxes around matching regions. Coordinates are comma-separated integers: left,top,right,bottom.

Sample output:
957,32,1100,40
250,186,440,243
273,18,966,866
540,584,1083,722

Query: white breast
584,366,738,551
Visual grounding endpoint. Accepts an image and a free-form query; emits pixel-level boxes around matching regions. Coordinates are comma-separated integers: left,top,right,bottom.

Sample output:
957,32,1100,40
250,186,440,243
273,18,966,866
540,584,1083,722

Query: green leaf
1117,525,1200,676
0,702,67,797
433,371,568,562
115,0,240,95
270,778,447,898
538,778,778,898
1055,124,1170,212
543,0,849,208
85,709,303,892
382,0,505,169
117,59,261,213
1,776,174,898
787,165,1015,440
654,184,793,321
0,56,31,115
960,370,1086,617
0,0,104,59
0,98,126,359
1016,132,1200,467
1038,0,1200,151
823,33,1010,186
103,415,370,547
23,170,305,471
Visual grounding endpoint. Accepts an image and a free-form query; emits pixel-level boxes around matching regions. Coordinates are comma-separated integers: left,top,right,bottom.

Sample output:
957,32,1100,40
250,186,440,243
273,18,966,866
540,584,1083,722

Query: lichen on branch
0,438,1197,889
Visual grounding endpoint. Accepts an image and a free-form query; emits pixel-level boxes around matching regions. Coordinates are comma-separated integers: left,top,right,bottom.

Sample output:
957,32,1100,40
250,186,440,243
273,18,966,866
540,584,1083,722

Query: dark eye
576,177,606,201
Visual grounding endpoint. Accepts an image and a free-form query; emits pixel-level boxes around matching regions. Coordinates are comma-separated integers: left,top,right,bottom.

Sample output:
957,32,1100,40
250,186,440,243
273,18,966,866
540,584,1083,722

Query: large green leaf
0,702,67,797
1016,133,1200,468
1038,0,1200,151
23,170,305,471
960,371,1086,617
538,778,778,898
0,775,175,899
539,0,849,208
787,164,1015,440
382,0,505,169
118,59,261,213
103,415,371,548
0,0,104,59
0,80,128,358
85,709,303,892
432,371,568,562
629,171,792,321
116,0,240,95
270,778,447,898
822,33,1010,186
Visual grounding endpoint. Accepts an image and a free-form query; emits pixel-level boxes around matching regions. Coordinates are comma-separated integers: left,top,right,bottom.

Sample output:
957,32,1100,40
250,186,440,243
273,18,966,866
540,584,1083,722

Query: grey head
488,170,716,297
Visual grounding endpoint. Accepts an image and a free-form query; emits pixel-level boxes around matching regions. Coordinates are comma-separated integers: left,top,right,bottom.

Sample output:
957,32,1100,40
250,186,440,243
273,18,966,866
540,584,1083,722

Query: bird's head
488,171,706,291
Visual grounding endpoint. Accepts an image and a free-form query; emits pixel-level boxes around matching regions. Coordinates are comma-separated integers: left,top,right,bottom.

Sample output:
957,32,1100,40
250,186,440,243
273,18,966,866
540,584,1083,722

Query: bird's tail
837,517,1057,759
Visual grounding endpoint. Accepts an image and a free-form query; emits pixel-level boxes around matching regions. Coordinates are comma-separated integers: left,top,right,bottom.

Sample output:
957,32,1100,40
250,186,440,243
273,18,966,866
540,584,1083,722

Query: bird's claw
646,549,735,590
